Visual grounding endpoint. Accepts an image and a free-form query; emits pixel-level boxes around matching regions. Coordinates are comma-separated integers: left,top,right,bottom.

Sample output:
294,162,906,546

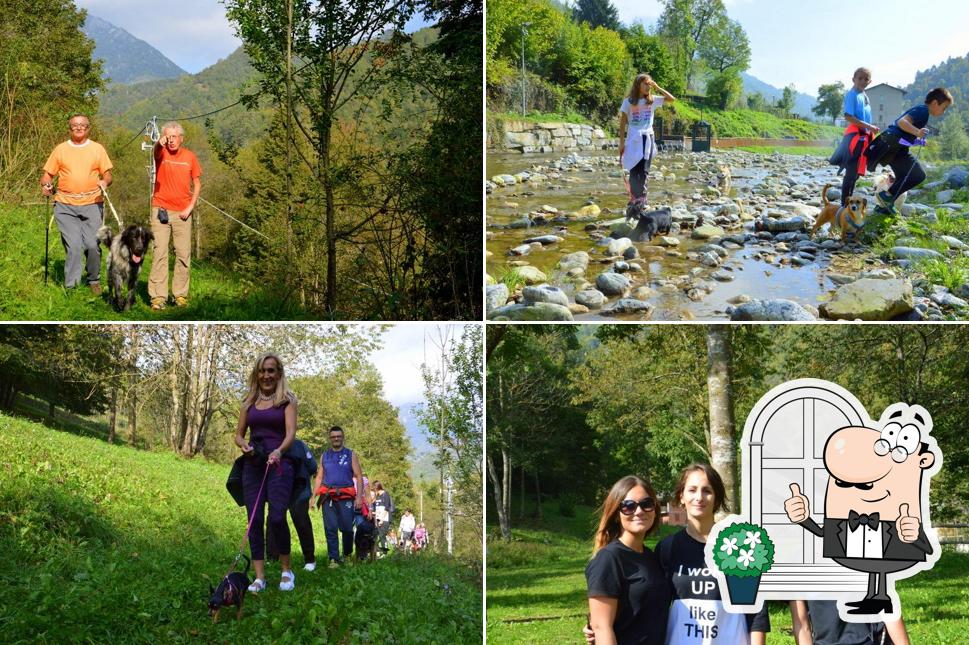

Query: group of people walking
39,114,200,309
584,463,910,644
231,351,419,593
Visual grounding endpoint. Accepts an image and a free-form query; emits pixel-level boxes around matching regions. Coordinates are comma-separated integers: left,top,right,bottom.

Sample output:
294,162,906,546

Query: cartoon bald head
823,403,937,522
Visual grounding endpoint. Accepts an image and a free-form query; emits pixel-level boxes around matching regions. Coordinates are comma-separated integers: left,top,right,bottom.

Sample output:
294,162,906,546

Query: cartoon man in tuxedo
785,403,939,616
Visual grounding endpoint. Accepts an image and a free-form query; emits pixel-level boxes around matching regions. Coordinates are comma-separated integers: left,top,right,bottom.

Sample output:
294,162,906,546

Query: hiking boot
89,282,102,296
151,298,167,311
328,560,341,569
174,296,189,307
876,191,897,215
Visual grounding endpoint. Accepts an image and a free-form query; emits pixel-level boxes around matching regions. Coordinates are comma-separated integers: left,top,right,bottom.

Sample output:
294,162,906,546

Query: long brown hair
593,475,659,554
627,73,654,105
672,463,729,514
241,352,296,408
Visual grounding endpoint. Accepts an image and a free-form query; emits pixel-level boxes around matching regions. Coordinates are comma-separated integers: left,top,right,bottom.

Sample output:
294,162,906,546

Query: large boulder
575,289,607,309
522,284,570,307
886,247,945,260
606,237,633,256
485,284,509,313
691,224,725,240
600,299,654,317
556,251,590,274
487,302,574,321
944,166,969,188
516,265,547,284
819,278,914,321
763,216,809,233
522,235,563,246
729,299,816,321
595,272,631,296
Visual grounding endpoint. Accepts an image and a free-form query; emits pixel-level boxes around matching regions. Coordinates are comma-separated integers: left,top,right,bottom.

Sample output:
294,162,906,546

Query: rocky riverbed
485,149,969,321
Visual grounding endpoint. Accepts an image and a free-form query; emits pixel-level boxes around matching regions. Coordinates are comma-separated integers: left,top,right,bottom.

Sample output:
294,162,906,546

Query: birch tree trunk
486,450,511,541
706,325,736,516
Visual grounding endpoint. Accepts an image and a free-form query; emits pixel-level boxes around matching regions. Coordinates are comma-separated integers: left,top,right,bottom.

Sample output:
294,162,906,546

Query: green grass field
734,145,832,156
0,414,481,644
486,502,969,644
0,204,308,320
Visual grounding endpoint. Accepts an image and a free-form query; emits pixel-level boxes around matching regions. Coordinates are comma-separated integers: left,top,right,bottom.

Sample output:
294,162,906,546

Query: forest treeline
486,325,969,539
1,0,482,320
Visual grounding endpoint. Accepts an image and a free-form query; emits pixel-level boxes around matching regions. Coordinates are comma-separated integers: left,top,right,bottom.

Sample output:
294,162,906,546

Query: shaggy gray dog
97,225,153,311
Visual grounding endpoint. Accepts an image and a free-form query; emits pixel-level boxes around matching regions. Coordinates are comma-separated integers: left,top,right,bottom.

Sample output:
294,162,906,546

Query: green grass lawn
734,145,832,156
0,204,309,320
0,414,481,644
486,502,969,644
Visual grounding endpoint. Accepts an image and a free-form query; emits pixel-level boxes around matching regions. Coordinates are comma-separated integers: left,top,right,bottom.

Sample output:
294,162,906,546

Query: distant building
866,83,908,130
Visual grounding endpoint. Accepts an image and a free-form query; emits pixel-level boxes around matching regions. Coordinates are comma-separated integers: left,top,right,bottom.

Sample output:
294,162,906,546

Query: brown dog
812,183,867,241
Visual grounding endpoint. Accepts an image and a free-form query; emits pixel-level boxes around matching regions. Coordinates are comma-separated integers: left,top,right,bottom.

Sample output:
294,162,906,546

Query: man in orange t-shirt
40,114,113,291
149,121,201,310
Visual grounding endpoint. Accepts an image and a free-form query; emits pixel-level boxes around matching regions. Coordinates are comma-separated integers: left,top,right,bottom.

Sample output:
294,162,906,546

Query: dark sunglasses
619,498,656,515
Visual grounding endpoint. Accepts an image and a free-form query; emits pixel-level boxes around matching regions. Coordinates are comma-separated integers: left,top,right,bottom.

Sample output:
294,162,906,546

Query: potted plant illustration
711,521,775,605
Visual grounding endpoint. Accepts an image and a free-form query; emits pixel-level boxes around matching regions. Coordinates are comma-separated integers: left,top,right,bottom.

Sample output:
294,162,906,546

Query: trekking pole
44,195,50,286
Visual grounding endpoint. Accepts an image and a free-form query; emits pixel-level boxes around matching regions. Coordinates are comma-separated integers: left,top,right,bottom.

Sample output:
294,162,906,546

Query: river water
486,149,849,320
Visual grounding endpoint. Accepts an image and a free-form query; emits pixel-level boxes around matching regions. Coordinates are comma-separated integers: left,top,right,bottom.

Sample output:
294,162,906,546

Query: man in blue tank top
313,426,363,566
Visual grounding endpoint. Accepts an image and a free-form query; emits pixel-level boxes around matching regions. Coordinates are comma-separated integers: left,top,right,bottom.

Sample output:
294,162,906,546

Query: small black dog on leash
630,207,673,242
208,554,251,623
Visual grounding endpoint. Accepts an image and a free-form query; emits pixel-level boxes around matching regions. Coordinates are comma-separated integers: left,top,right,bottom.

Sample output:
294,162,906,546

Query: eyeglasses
69,124,90,130
619,498,656,515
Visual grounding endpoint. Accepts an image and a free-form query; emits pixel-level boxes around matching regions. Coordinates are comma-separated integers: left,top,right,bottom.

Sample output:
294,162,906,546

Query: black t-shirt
886,104,930,143
807,600,886,645
585,540,672,645
657,529,770,644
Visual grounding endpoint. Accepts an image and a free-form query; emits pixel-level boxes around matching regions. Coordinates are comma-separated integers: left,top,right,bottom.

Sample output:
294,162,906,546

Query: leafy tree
621,24,681,96
0,0,104,199
548,20,631,122
417,325,482,555
746,91,767,112
225,0,416,315
656,0,726,89
696,15,750,74
777,84,796,115
485,0,567,85
937,108,969,161
572,0,620,32
813,82,846,124
706,69,743,109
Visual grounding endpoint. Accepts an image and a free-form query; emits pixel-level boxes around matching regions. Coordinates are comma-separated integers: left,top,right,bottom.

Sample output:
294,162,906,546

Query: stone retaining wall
493,119,615,153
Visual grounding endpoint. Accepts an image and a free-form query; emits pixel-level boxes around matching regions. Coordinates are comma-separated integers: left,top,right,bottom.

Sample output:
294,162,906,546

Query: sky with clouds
608,0,969,95
74,0,431,74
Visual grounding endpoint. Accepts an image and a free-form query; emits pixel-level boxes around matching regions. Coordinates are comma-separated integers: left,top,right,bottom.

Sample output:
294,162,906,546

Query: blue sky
612,0,969,95
75,0,432,74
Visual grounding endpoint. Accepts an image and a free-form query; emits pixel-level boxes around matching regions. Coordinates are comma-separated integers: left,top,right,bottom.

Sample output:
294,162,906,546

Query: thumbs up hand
896,503,921,543
785,483,810,523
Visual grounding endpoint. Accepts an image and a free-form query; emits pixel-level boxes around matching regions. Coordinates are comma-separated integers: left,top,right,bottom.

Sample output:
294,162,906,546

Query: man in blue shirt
313,426,364,567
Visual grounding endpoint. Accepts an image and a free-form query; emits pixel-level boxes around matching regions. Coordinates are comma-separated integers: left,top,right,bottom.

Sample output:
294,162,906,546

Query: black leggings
886,148,926,198
628,133,656,201
266,498,316,563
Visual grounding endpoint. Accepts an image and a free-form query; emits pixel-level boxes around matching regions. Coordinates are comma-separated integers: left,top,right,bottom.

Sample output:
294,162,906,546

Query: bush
558,492,582,517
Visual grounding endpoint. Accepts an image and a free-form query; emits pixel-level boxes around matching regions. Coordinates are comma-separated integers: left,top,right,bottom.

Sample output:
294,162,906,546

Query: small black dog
97,224,153,312
355,517,378,561
208,554,251,623
631,207,673,242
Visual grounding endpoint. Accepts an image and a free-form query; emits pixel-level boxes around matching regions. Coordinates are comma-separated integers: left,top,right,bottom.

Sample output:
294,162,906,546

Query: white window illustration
743,384,868,598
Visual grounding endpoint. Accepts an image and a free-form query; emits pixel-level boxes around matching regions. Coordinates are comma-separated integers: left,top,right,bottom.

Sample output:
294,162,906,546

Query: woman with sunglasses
657,464,769,645
586,475,671,645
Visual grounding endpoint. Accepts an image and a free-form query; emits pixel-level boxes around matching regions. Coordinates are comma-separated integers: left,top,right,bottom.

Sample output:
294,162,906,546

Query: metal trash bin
692,121,712,152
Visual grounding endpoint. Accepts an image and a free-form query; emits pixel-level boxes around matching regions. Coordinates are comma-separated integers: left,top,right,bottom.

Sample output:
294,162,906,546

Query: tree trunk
534,471,542,520
501,447,511,529
519,465,525,520
127,326,139,446
107,386,117,444
706,325,736,517
486,450,511,541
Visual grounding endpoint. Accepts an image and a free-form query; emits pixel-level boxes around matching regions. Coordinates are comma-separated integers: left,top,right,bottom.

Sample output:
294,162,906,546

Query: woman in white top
619,73,676,204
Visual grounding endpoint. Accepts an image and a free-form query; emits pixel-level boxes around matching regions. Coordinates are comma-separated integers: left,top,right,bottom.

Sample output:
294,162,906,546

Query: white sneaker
304,562,316,572
279,570,295,591
247,578,266,593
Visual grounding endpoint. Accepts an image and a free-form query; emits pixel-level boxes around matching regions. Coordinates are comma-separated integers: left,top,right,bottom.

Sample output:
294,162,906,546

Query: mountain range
740,72,818,119
82,14,187,84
